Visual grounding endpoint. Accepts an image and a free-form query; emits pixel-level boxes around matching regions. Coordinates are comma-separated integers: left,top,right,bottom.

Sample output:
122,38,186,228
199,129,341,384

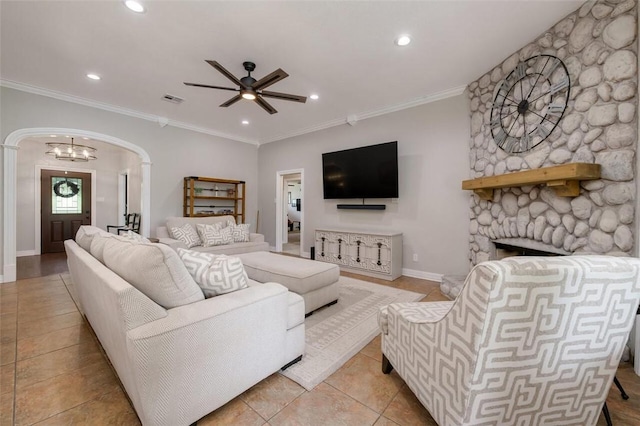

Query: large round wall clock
490,54,570,154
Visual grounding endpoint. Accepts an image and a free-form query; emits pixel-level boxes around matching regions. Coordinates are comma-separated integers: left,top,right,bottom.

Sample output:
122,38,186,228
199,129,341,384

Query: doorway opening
118,169,130,226
40,169,94,254
275,169,304,256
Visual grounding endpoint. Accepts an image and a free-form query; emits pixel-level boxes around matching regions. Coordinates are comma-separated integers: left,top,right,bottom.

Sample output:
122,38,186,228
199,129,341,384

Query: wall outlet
412,253,418,262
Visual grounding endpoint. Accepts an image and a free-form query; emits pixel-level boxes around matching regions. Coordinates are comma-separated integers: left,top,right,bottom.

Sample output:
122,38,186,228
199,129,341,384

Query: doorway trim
118,169,130,226
33,165,97,256
275,168,304,255
2,127,152,283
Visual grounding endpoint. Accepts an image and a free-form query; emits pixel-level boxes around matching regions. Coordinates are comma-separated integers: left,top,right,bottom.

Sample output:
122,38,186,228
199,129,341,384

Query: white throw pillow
170,224,201,248
229,223,250,243
177,248,249,297
197,223,232,247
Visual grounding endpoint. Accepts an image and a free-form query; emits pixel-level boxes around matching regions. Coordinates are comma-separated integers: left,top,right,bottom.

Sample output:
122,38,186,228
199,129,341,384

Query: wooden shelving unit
183,177,245,222
462,163,601,200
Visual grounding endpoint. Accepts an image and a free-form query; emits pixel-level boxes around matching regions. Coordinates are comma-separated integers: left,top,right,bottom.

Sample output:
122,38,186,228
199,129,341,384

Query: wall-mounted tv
322,141,399,199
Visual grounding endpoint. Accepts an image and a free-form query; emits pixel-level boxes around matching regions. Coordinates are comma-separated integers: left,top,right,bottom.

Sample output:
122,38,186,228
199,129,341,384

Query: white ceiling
1,1,583,145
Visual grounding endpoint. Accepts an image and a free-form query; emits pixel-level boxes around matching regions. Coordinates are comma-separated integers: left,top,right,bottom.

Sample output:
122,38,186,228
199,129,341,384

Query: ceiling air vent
162,94,184,104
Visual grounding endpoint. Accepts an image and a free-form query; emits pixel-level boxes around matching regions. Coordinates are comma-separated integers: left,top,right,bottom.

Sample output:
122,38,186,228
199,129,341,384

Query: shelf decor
183,176,246,222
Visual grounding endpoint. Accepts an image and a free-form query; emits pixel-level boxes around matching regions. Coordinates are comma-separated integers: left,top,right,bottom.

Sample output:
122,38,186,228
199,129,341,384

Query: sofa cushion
177,248,249,297
121,230,151,243
76,225,110,252
170,223,202,248
90,234,117,264
103,238,204,309
187,241,269,255
197,223,232,247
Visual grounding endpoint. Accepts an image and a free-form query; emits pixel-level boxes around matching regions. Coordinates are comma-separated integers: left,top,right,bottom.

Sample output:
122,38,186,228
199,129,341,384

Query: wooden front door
41,170,92,253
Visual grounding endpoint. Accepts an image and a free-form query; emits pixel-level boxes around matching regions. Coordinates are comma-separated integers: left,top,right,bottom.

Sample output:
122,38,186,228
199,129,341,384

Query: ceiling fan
184,60,307,114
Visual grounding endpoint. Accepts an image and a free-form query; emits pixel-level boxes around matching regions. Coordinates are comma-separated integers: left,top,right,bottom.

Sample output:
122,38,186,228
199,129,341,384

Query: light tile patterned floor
1,257,640,425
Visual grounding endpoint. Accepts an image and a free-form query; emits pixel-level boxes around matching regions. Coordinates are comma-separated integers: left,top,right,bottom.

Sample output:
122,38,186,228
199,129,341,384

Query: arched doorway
2,127,152,283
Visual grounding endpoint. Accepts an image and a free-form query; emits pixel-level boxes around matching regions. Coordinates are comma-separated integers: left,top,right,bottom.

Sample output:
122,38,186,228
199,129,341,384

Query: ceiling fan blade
220,94,242,108
254,96,278,114
184,82,239,92
252,68,289,91
205,60,244,87
260,90,307,103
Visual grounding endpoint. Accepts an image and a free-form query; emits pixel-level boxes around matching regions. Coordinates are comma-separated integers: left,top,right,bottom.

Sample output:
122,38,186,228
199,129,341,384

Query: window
52,177,82,214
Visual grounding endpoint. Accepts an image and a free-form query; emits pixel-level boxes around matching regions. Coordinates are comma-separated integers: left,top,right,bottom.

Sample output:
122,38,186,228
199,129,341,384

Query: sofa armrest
158,237,188,251
156,226,170,238
125,282,292,425
249,233,265,243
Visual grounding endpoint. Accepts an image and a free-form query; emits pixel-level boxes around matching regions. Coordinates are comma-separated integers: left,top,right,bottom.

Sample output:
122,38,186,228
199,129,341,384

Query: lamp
46,137,97,162
241,89,256,100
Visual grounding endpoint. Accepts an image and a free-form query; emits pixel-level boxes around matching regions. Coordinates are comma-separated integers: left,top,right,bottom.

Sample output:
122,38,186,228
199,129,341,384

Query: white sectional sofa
66,226,304,426
156,215,269,255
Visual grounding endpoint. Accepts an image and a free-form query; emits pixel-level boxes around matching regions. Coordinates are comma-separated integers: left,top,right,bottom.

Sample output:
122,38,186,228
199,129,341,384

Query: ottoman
237,252,340,315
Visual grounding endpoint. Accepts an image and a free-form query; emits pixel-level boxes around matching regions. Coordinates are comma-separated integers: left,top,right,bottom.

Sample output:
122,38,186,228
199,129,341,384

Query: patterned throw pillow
121,230,151,243
197,223,233,247
177,248,249,297
170,224,202,248
229,223,250,243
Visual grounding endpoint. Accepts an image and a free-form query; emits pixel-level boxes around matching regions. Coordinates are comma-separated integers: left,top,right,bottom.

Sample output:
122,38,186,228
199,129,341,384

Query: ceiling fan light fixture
395,34,411,46
124,0,145,13
241,90,256,100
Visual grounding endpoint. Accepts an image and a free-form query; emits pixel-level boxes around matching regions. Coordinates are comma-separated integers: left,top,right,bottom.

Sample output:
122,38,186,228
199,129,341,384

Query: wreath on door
53,179,80,198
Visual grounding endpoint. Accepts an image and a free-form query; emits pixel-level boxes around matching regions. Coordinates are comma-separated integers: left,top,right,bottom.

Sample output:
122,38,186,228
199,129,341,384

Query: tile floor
1,257,640,425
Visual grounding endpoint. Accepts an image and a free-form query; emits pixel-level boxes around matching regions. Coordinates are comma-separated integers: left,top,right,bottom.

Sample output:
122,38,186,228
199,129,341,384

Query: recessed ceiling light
82,137,89,140
310,94,319,100
395,35,411,46
242,120,249,125
124,0,145,13
49,135,57,138
86,73,101,80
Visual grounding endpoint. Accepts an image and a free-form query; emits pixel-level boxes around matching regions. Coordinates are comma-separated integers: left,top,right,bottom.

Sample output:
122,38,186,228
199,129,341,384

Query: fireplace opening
494,241,563,260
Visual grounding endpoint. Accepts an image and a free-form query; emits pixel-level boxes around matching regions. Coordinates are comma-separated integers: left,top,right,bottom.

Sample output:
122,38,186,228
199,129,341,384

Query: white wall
16,138,141,253
1,87,259,276
257,94,471,278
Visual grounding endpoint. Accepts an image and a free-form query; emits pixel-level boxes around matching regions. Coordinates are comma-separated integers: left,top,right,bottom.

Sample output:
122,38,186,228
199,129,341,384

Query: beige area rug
280,276,424,390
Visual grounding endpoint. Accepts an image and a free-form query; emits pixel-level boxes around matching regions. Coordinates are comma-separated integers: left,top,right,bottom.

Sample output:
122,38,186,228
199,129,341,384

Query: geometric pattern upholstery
170,223,202,248
178,248,249,297
228,223,250,243
379,256,640,426
197,223,233,246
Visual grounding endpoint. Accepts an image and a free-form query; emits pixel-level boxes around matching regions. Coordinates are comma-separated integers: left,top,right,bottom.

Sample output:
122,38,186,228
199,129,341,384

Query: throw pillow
229,223,250,243
197,223,232,247
177,248,249,297
170,224,201,248
121,230,151,243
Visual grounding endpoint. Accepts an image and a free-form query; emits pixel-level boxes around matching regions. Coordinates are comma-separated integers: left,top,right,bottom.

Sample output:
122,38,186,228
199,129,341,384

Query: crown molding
0,80,258,146
260,85,468,144
2,79,466,146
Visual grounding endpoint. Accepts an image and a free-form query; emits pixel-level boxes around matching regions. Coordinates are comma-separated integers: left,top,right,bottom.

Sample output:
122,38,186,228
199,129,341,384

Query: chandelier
45,137,97,162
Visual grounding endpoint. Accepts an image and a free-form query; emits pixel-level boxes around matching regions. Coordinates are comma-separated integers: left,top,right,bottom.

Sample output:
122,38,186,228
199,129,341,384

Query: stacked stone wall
468,0,638,265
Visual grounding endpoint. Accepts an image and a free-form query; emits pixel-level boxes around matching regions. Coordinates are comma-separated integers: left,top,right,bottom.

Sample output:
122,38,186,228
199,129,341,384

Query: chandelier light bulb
54,147,61,155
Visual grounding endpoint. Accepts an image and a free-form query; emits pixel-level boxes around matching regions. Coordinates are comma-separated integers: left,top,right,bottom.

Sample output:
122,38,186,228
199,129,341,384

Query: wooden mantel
462,163,601,200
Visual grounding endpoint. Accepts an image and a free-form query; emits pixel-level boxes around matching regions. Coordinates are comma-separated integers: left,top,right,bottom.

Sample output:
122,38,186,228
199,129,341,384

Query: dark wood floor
5,253,640,425
16,252,68,280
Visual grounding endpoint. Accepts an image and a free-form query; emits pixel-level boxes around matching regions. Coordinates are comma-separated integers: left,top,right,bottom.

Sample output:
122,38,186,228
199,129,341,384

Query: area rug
280,276,424,390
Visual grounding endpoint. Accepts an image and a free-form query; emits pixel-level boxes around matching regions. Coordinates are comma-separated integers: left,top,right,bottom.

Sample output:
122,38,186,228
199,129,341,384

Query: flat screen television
322,141,399,199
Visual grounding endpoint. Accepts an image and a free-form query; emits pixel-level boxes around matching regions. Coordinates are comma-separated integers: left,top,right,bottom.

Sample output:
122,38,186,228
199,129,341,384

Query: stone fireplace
466,0,638,267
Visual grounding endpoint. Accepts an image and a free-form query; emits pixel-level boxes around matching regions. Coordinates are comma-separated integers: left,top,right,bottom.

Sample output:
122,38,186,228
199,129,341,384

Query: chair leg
613,376,629,400
602,402,613,426
382,354,393,374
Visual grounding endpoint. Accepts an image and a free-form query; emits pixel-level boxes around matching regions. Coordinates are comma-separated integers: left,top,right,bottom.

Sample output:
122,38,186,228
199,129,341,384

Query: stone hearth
467,0,637,266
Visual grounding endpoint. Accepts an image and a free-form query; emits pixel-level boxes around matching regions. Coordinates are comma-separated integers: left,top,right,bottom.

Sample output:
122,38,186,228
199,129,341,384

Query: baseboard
0,274,4,284
300,251,310,259
17,250,37,257
402,268,443,282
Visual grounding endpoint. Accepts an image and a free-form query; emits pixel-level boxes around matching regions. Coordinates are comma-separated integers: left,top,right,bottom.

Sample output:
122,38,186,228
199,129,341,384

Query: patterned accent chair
379,256,640,426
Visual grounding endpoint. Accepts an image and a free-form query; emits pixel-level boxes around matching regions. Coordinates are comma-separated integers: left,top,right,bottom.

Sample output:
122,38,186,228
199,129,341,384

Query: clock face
490,54,570,154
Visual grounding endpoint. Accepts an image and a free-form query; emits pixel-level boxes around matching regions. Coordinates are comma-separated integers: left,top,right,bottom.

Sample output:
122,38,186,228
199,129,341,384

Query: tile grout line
322,381,381,421
263,388,309,423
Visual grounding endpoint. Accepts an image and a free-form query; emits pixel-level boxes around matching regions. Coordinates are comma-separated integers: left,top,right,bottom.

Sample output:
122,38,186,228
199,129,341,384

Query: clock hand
525,56,550,100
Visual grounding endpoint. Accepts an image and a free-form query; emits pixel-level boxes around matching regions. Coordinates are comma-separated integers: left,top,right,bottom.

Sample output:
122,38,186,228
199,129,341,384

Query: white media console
314,229,403,280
